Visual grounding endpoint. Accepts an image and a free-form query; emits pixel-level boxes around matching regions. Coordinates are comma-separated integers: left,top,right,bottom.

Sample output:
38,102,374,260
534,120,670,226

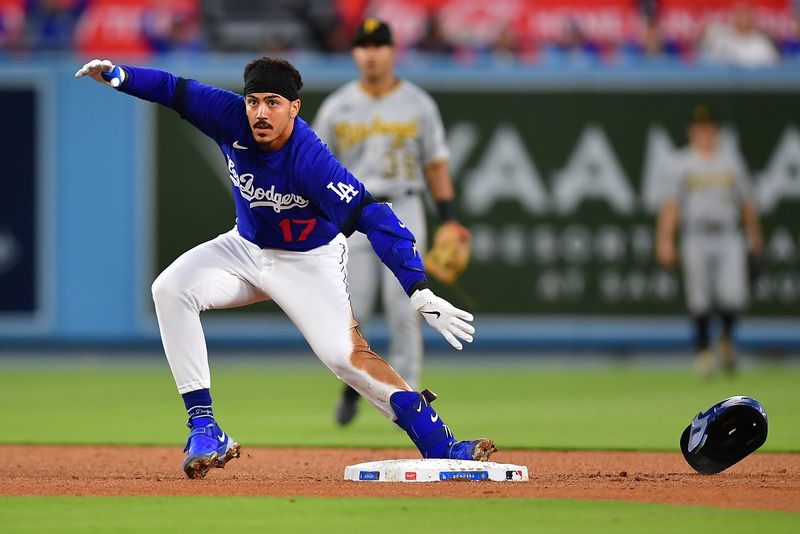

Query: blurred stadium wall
1,1,799,352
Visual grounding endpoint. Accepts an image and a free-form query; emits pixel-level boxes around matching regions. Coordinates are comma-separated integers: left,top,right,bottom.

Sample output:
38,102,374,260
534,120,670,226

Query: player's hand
410,288,474,350
656,239,676,268
74,59,125,88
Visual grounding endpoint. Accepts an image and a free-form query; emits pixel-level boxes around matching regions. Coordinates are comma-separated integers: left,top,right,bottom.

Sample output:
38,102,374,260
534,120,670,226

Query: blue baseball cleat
182,421,240,479
446,439,497,461
390,390,497,462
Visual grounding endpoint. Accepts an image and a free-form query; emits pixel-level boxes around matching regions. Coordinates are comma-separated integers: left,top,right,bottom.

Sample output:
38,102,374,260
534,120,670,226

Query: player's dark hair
243,57,304,92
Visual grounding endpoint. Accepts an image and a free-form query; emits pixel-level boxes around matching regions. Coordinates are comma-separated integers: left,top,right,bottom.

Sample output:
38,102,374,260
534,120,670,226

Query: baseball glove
424,222,471,285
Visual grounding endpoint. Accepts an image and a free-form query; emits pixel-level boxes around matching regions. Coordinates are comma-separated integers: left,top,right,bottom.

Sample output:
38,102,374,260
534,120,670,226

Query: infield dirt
1,445,797,512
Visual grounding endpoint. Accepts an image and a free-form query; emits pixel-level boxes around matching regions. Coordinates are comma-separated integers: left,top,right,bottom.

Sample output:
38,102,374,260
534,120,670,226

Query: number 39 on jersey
327,181,359,204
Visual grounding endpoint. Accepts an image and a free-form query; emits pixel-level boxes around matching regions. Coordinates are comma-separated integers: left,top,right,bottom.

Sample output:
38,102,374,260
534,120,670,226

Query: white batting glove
74,59,125,88
410,288,475,350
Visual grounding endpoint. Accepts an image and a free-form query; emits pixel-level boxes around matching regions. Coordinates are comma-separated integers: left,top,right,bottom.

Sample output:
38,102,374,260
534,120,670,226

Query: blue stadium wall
1,55,799,351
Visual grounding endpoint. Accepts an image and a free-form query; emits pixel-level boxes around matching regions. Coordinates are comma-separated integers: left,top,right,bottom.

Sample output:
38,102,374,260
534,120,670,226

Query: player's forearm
369,233,428,295
355,202,429,295
115,65,243,145
656,200,678,244
116,66,180,109
741,201,763,251
377,248,428,296
425,160,454,202
426,160,457,221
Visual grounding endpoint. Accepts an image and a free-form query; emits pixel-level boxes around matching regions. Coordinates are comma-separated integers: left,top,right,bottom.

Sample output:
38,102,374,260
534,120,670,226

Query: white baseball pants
346,194,427,389
151,228,410,419
681,231,748,314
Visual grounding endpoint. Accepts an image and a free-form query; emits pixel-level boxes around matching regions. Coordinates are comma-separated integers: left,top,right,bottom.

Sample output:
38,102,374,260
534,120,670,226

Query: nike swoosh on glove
410,288,475,350
74,59,125,88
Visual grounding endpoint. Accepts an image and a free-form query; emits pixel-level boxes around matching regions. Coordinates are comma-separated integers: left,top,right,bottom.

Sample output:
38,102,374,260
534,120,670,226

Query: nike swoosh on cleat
431,413,439,423
421,311,441,318
232,141,248,150
217,432,226,443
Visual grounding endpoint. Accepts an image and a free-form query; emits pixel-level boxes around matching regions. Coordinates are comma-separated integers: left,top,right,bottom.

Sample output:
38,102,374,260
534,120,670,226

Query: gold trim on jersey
334,117,419,150
685,171,735,190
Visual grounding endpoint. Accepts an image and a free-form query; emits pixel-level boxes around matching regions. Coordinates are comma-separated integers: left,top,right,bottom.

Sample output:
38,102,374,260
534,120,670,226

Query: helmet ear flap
680,397,768,475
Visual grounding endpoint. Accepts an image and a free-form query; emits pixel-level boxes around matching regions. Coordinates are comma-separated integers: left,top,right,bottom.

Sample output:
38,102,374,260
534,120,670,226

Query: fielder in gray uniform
656,105,763,377
313,18,465,424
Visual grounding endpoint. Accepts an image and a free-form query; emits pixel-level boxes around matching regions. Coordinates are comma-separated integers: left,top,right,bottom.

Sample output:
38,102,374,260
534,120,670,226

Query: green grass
2,361,797,533
0,497,797,534
1,360,797,451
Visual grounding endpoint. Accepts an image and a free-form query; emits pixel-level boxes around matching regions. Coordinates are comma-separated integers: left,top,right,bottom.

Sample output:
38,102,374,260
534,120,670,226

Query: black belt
373,190,417,203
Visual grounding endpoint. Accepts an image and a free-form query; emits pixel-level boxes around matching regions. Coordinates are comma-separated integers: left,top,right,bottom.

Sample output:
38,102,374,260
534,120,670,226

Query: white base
344,459,528,482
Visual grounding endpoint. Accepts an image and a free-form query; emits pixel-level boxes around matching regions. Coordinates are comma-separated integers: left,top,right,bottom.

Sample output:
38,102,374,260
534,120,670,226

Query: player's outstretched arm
410,288,475,351
75,59,243,143
304,150,476,350
74,59,125,87
342,195,475,350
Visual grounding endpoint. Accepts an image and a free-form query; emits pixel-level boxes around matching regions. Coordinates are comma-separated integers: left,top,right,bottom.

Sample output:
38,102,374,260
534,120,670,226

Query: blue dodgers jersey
220,119,365,250
120,66,369,251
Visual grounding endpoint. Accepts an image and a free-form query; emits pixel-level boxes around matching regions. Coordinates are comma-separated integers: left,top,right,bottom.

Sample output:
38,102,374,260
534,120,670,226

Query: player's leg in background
719,311,738,373
151,227,269,478
715,232,749,374
381,272,423,388
263,234,495,461
692,313,712,375
381,194,427,390
335,231,381,425
681,233,715,378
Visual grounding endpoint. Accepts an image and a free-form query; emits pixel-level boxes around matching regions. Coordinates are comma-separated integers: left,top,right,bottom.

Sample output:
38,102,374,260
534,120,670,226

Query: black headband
243,66,299,101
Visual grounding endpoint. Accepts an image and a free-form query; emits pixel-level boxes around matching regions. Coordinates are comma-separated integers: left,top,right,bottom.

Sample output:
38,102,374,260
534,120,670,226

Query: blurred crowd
1,0,798,67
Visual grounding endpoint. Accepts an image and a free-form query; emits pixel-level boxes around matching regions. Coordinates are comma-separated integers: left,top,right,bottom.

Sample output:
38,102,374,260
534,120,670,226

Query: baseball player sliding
656,105,763,378
312,19,470,425
75,56,495,479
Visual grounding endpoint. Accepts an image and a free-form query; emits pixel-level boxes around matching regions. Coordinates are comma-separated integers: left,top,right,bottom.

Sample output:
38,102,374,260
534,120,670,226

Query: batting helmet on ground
680,396,768,475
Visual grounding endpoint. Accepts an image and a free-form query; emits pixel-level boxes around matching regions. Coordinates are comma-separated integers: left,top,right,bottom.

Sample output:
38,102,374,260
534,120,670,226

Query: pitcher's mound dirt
1,445,797,512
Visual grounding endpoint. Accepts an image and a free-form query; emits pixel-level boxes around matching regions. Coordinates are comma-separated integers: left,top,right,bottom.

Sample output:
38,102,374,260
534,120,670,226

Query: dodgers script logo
228,156,309,213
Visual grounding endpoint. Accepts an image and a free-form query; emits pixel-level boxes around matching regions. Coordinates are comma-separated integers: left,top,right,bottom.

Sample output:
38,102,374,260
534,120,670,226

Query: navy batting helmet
680,396,768,475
